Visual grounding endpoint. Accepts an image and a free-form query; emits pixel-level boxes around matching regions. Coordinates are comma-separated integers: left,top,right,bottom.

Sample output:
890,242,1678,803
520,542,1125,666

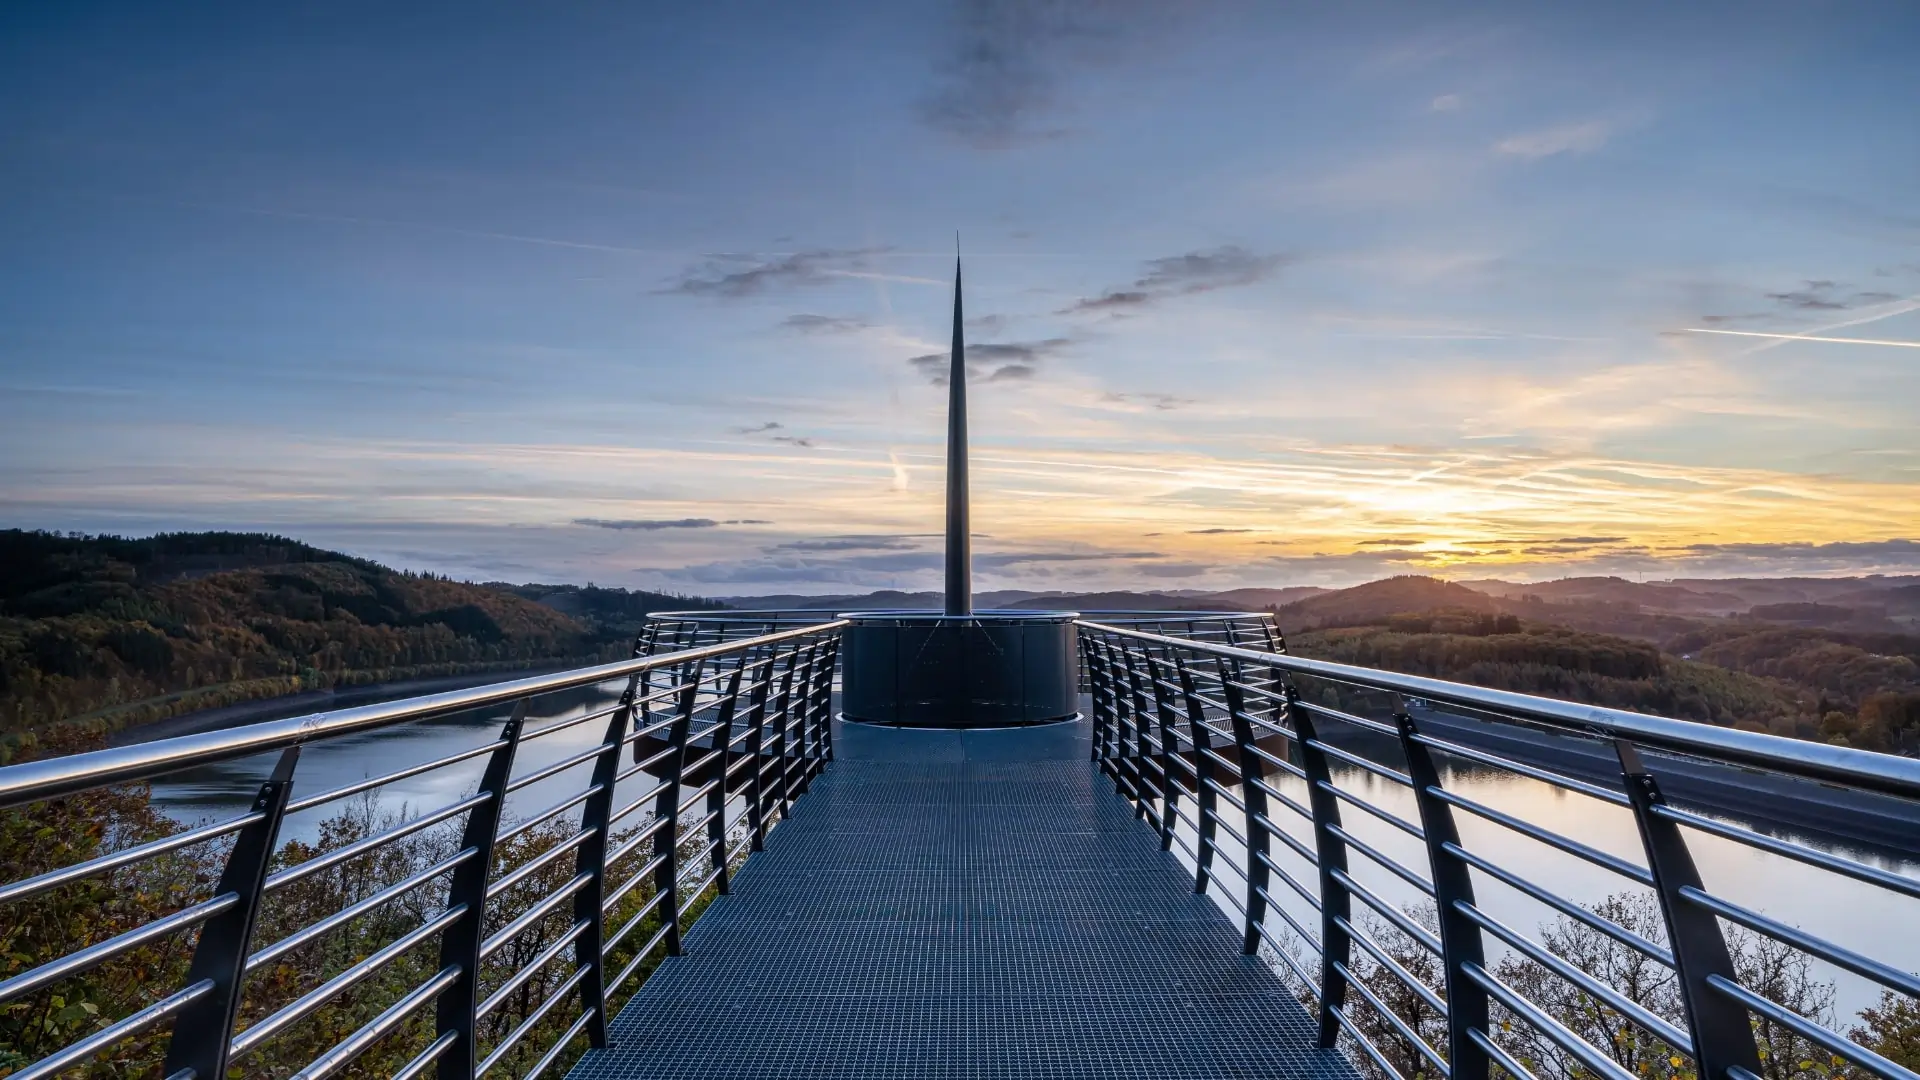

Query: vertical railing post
653,672,700,958
742,652,775,852
1395,700,1490,1080
1085,636,1115,766
569,677,634,1051
162,747,299,1080
705,660,746,894
435,702,525,1080
1146,656,1184,852
818,633,840,764
1112,645,1147,816
770,647,801,822
1617,740,1763,1080
1222,676,1270,957
1286,683,1353,1049
1175,659,1221,896
1123,652,1160,822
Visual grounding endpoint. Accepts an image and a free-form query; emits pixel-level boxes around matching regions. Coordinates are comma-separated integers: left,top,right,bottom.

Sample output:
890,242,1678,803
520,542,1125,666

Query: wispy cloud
1682,329,1920,350
667,249,928,297
1494,119,1612,159
574,517,770,531
782,313,871,334
1061,246,1285,315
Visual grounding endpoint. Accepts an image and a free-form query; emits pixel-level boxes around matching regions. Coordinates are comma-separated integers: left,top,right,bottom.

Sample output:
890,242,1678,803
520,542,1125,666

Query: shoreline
109,664,582,747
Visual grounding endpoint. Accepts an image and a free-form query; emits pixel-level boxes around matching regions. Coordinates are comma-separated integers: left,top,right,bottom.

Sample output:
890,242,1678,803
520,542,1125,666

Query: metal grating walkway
569,716,1350,1079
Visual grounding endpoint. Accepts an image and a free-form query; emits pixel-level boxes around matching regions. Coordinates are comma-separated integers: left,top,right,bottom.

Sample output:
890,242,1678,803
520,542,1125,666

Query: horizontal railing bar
1316,779,1424,838
604,851,670,915
1254,847,1322,910
249,848,475,971
289,964,461,1080
1248,912,1321,993
488,827,596,900
1336,911,1446,1015
1327,822,1435,896
477,918,590,1020
1442,841,1674,965
496,785,601,845
1294,699,1401,738
603,886,671,952
1332,956,1451,1076
1409,730,1629,807
9,978,213,1080
0,619,847,809
265,793,489,894
1706,975,1919,1080
1432,787,1652,885
0,892,235,1006
1651,803,1920,901
1456,899,1692,1052
391,1029,457,1080
505,741,615,793
1245,741,1307,781
606,815,674,868
477,966,592,1076
1202,776,1246,812
1328,1001,1410,1080
525,1008,597,1080
518,700,628,745
1682,886,1920,1000
1469,1026,1547,1080
1306,739,1413,787
288,740,506,814
0,811,260,908
1332,867,1443,956
231,904,465,1057
1464,961,1638,1080
480,873,593,961
607,920,676,996
1079,620,1920,799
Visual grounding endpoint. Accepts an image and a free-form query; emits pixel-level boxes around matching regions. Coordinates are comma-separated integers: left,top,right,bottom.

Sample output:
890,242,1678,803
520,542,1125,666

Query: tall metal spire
943,248,971,616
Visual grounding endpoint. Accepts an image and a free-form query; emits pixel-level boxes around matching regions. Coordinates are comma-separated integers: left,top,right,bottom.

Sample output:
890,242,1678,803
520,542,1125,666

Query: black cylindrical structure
839,611,1078,728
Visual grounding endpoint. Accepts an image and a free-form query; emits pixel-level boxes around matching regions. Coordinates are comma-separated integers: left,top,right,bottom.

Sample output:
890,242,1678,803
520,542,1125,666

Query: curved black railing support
1176,658,1222,897
655,672,701,959
707,659,747,895
1148,655,1185,853
570,682,634,1051
1222,675,1270,957
1395,700,1490,1080
743,653,775,853
1286,682,1354,1049
163,747,299,1080
1616,739,1764,1080
435,701,524,1080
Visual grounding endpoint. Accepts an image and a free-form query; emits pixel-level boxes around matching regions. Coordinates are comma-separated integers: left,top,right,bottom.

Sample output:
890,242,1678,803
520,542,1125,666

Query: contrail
1683,328,1920,349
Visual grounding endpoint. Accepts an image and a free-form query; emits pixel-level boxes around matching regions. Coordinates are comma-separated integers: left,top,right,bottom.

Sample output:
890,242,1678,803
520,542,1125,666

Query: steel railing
1078,617,1920,1080
0,619,845,1080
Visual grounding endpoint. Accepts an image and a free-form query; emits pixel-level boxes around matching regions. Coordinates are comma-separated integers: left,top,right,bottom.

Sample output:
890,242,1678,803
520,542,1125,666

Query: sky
2,1,1918,594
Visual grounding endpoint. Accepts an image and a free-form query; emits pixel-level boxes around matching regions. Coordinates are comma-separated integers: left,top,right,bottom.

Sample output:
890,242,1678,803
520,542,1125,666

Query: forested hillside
0,531,706,762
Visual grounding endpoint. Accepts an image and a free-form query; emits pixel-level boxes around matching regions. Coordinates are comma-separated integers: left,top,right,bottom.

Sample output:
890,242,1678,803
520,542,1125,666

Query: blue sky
2,1,1917,593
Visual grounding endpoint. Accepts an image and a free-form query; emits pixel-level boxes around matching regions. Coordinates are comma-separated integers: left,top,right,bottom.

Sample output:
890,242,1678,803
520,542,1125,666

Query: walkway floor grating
569,717,1353,1079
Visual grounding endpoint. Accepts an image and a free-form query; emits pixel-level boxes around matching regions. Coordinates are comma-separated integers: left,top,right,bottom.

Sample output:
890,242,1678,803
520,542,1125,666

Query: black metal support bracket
435,701,525,1080
1176,660,1221,896
1288,685,1352,1049
1396,703,1490,1080
1224,675,1270,957
1617,739,1763,1080
162,746,299,1080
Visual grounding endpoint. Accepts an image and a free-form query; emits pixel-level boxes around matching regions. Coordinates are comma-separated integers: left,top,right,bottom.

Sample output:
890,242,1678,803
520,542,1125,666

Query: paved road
570,717,1351,1080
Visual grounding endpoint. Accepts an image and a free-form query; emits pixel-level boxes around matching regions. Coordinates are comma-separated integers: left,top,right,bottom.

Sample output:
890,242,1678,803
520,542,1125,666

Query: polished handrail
0,618,846,1080
1078,619,1920,798
0,620,846,808
1077,617,1920,1080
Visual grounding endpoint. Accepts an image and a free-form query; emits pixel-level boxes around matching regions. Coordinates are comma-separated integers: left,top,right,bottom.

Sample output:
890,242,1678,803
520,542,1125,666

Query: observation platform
570,715,1345,1080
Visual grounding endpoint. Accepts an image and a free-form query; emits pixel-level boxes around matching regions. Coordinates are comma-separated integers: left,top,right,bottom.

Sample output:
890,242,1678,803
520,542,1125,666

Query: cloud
917,0,1153,146
1060,246,1285,315
1357,537,1425,546
1188,527,1254,534
1494,120,1612,159
1429,93,1462,112
975,550,1165,567
908,338,1073,385
783,313,870,334
1675,538,1920,561
772,535,924,552
574,517,720,531
732,422,783,435
666,248,887,297
1139,562,1211,578
1764,281,1900,312
1102,391,1195,411
1556,536,1627,545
